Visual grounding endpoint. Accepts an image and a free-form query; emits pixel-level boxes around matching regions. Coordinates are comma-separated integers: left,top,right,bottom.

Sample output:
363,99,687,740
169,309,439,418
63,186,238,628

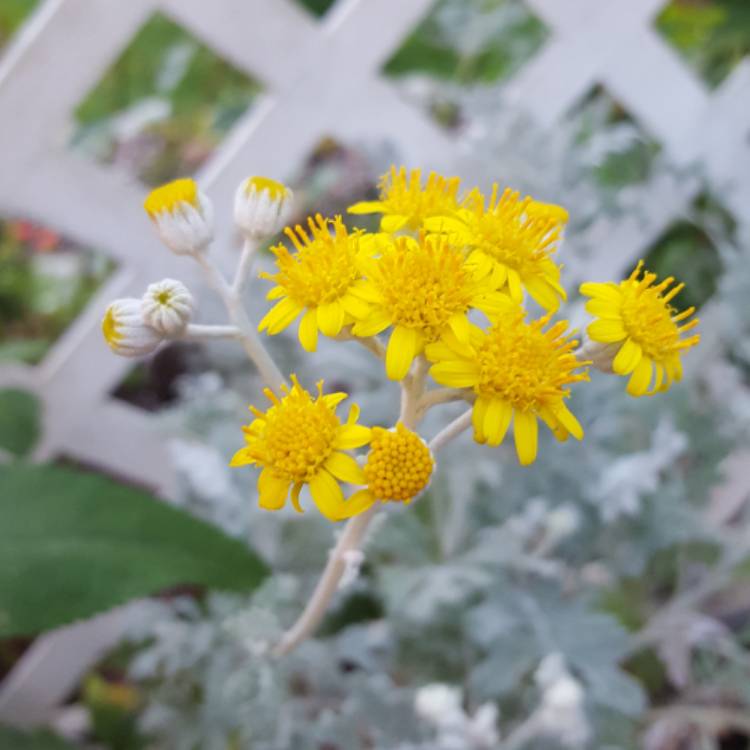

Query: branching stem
194,253,286,391
275,357,429,656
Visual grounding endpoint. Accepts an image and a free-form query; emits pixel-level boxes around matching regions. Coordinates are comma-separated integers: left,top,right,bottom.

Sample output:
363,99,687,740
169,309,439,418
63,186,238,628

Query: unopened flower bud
144,178,213,255
102,298,162,357
234,176,292,240
579,338,620,374
141,279,194,336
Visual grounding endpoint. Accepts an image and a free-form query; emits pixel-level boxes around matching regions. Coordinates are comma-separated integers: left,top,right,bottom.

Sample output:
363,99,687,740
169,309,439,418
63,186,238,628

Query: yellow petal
258,469,290,511
507,268,523,303
550,401,584,441
333,489,376,520
341,292,371,320
334,423,372,449
325,451,366,484
317,300,346,337
309,469,345,521
588,319,627,343
298,309,319,352
381,215,410,232
585,298,620,319
430,360,479,388
352,310,392,337
489,261,508,289
472,398,489,443
483,399,513,446
258,297,302,334
580,282,622,303
525,275,560,312
348,200,385,215
386,325,420,381
290,482,304,513
448,313,472,343
612,338,642,375
627,357,653,397
229,447,254,467
514,411,538,466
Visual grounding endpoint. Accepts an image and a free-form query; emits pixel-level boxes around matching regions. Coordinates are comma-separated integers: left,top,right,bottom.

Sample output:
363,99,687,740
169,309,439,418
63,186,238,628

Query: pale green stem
275,358,428,656
181,323,241,340
194,253,286,392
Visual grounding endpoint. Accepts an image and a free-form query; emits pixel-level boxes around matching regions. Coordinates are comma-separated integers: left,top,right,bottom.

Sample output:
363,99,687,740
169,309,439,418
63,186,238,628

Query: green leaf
0,726,77,750
0,464,268,636
0,389,40,457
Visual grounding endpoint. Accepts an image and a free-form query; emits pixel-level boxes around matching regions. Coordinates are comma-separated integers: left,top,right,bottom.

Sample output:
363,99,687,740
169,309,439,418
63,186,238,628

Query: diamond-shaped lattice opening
567,85,661,192
111,342,204,412
635,193,730,310
0,0,41,53
655,0,750,89
382,0,548,129
71,12,263,186
286,136,380,228
242,136,381,257
0,216,116,364
294,0,338,18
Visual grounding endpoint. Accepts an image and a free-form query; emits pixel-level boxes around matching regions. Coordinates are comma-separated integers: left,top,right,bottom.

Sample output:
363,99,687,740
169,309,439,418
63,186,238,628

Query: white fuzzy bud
580,338,621,374
144,178,214,256
141,279,194,336
102,298,163,357
234,176,293,240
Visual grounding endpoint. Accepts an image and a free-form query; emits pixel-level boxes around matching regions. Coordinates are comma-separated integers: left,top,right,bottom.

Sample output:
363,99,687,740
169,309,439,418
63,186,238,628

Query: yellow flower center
264,215,362,307
364,423,434,502
101,306,120,346
379,166,461,230
143,178,198,218
371,235,474,341
475,308,586,411
246,379,341,483
245,176,288,201
619,263,698,359
465,187,560,276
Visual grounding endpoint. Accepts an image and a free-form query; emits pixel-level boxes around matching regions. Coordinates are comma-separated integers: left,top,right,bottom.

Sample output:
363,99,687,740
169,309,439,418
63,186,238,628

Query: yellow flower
334,423,435,519
143,178,213,255
427,304,589,465
258,215,372,352
424,185,567,312
230,376,371,520
352,233,510,380
348,166,461,232
234,176,293,240
580,261,700,397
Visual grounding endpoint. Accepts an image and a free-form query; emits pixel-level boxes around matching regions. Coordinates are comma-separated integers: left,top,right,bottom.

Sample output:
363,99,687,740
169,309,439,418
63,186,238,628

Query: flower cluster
105,168,700,523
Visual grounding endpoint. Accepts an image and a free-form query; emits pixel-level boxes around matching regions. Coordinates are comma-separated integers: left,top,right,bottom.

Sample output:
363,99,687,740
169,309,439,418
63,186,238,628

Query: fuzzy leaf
0,389,40,458
0,727,77,749
0,464,268,636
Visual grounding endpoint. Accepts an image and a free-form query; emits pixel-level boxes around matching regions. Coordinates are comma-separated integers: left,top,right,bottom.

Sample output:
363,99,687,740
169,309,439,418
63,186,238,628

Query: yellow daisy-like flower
425,185,567,312
258,215,372,352
348,166,461,232
230,376,371,520
352,233,510,380
580,261,700,397
334,423,435,520
427,304,589,465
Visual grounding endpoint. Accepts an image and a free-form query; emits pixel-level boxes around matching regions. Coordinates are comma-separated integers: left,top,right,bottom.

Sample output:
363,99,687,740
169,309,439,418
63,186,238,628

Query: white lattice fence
1,0,749,727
